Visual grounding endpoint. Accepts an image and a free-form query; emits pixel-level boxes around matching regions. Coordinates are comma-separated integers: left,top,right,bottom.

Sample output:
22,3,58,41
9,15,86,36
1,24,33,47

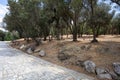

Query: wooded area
1,0,120,80
1,0,120,43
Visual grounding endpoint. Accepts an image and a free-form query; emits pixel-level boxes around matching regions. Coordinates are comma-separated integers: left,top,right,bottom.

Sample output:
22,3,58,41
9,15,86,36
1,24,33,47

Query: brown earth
11,35,120,80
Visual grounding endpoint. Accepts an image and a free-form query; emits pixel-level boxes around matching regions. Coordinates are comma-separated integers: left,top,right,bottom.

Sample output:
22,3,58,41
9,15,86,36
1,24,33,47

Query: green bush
4,32,14,41
4,31,20,41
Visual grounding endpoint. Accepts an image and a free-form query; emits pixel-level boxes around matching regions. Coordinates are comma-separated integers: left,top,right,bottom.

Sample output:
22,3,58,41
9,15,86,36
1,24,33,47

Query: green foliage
3,30,20,41
4,32,14,41
3,0,119,42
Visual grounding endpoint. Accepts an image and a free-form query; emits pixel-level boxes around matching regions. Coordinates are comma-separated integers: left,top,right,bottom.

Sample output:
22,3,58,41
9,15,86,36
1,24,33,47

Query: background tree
3,0,118,43
0,30,5,41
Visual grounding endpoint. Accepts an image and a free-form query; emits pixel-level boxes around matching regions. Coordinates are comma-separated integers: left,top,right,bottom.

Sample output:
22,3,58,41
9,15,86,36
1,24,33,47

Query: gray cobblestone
0,42,94,80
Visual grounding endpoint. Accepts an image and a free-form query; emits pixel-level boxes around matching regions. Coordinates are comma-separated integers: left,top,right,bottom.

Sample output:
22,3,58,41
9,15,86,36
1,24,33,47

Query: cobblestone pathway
0,42,94,80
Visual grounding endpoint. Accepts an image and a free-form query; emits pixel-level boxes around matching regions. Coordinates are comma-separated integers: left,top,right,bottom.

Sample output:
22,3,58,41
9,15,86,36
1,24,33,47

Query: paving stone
0,41,94,80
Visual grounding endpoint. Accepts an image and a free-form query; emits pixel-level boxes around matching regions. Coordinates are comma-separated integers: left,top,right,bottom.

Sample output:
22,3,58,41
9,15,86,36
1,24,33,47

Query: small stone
34,49,41,53
20,44,25,49
83,60,96,73
39,50,46,57
27,48,33,54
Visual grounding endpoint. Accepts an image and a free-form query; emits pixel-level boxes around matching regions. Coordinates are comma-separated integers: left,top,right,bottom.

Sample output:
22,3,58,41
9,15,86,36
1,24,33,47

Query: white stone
27,48,33,54
20,44,25,49
39,50,46,57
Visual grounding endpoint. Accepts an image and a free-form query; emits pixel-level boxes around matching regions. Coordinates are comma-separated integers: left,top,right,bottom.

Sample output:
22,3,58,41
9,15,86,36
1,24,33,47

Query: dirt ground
11,35,120,80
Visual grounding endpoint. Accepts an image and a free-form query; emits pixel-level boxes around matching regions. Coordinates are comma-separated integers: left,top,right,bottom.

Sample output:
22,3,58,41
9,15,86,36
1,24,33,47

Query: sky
0,0,8,31
0,0,8,23
99,0,120,15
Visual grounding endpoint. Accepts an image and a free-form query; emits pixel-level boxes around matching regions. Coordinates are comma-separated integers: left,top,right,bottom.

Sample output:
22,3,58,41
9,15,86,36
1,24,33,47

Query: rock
83,60,96,73
34,49,41,53
27,48,33,54
39,50,46,57
58,53,70,61
113,62,120,75
97,73,112,80
58,48,71,61
20,44,26,49
109,71,118,80
96,67,108,75
96,67,112,80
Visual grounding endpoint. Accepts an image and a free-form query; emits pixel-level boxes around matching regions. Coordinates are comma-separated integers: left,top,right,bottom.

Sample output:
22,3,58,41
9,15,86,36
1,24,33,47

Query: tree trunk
72,12,78,42
73,32,77,41
43,36,47,41
56,28,60,40
91,26,98,43
73,26,77,41
1,36,4,41
96,26,100,37
118,26,120,34
35,38,41,46
56,18,60,40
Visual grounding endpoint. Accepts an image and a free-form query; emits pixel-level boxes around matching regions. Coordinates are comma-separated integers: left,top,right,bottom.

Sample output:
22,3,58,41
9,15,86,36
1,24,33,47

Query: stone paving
0,42,94,80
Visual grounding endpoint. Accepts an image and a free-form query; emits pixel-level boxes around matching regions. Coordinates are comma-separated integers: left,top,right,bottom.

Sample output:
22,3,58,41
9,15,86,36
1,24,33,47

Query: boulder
83,60,96,73
97,73,112,80
39,50,46,57
113,62,120,75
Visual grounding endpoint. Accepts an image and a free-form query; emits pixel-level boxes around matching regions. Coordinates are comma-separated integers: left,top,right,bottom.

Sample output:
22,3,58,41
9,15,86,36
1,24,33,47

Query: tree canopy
3,0,120,43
